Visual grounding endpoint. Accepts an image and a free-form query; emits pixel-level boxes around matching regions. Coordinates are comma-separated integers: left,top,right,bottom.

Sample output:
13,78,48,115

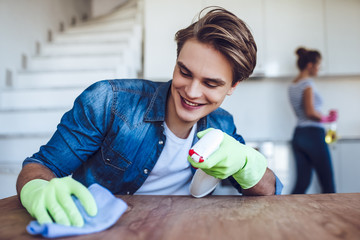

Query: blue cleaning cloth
26,183,128,238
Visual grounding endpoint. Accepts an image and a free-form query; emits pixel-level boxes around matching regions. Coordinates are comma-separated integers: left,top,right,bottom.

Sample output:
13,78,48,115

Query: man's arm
16,163,56,199
242,168,275,196
16,162,98,226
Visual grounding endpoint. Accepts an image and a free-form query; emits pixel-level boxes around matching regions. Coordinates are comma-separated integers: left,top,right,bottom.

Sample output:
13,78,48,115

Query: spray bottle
325,121,337,144
189,129,224,198
325,109,338,144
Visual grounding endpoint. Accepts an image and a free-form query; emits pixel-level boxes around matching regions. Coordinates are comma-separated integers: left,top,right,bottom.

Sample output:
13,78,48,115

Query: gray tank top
288,78,324,128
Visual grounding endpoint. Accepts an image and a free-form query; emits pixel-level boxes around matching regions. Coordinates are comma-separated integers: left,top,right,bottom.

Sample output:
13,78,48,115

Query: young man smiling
168,38,236,139
17,7,282,227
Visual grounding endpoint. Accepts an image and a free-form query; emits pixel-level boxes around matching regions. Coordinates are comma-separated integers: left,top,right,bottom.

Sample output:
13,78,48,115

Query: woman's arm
303,87,322,121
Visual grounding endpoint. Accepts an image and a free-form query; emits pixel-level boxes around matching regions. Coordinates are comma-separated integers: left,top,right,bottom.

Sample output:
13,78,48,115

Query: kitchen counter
1,193,359,239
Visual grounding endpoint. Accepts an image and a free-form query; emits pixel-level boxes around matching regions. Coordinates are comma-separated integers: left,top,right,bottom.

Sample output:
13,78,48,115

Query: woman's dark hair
175,7,257,85
295,47,321,71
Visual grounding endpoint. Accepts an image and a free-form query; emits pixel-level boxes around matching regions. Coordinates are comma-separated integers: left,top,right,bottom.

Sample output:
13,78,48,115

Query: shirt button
105,158,111,162
158,140,164,145
127,191,130,195
144,169,149,174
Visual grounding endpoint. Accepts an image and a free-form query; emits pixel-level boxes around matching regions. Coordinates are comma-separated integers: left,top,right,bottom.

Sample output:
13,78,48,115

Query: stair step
27,54,126,71
26,55,137,77
86,0,139,24
89,7,138,24
0,135,51,162
0,109,66,135
53,31,133,44
0,88,83,110
40,42,128,56
13,70,115,89
39,42,141,72
66,18,136,33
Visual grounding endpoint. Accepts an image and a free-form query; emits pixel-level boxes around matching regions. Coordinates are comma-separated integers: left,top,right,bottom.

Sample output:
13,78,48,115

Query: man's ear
227,81,240,96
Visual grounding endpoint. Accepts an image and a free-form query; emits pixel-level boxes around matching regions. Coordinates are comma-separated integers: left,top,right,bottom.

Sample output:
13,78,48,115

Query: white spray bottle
189,129,224,198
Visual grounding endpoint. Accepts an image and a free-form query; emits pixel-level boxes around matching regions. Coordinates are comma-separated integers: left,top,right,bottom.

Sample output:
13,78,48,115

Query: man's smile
180,95,204,108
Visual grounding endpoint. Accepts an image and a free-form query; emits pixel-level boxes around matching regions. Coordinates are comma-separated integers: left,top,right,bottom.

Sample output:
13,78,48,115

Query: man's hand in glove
20,176,97,227
188,128,267,189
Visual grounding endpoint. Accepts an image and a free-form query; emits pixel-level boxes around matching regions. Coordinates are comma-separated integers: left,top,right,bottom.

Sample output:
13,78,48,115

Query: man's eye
180,69,191,77
204,82,218,88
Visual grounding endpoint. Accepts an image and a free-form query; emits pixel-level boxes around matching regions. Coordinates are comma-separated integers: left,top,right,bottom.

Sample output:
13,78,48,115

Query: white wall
0,0,91,88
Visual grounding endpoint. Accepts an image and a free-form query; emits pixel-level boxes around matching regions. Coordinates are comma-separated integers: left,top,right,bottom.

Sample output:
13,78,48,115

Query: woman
288,47,337,194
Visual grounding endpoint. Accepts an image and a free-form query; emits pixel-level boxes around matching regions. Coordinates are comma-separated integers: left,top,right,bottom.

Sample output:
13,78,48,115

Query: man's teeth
184,98,199,106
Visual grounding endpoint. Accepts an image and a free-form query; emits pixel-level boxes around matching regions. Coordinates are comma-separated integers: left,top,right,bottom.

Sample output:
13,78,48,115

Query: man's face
169,38,238,126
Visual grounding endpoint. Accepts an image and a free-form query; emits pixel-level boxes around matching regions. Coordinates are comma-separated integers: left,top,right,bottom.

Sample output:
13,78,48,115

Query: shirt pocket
101,145,132,171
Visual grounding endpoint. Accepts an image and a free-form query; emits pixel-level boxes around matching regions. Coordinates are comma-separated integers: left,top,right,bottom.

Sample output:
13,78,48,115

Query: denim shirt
24,79,283,195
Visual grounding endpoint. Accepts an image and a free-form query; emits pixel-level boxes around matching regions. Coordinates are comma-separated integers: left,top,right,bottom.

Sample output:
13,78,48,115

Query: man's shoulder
207,108,244,143
209,107,233,118
207,107,235,129
106,79,165,96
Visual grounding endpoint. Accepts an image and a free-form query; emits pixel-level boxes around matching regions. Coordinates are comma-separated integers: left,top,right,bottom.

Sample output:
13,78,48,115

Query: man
17,7,283,227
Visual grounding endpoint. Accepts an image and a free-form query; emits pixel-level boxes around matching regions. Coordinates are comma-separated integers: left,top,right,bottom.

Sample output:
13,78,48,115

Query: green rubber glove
188,128,267,189
20,176,97,227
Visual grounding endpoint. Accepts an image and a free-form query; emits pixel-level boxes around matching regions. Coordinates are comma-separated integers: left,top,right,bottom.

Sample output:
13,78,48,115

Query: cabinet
263,0,325,77
143,0,202,80
308,140,360,194
331,140,360,193
262,0,360,77
325,0,360,75
250,140,360,194
204,0,265,75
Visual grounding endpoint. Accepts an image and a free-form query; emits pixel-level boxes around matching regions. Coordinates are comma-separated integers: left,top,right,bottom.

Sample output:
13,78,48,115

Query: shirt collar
144,80,171,122
144,80,208,130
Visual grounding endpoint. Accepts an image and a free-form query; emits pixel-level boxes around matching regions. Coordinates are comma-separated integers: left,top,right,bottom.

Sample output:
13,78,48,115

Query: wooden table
0,193,359,239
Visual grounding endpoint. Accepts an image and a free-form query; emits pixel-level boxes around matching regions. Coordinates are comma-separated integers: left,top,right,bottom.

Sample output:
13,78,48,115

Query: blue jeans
291,126,335,194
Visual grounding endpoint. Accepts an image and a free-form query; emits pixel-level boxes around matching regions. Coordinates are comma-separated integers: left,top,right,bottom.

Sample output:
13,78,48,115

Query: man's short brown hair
175,7,257,85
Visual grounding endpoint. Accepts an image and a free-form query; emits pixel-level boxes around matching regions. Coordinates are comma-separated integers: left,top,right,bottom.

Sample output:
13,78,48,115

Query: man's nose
185,80,202,99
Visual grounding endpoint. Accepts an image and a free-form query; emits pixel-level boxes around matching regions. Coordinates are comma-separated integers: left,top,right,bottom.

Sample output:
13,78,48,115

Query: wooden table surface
0,193,359,240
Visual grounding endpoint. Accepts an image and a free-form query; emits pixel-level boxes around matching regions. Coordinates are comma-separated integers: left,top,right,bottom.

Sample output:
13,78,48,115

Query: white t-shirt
135,122,196,195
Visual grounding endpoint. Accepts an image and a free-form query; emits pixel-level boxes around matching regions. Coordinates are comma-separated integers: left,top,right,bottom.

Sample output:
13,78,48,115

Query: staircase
0,0,143,199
